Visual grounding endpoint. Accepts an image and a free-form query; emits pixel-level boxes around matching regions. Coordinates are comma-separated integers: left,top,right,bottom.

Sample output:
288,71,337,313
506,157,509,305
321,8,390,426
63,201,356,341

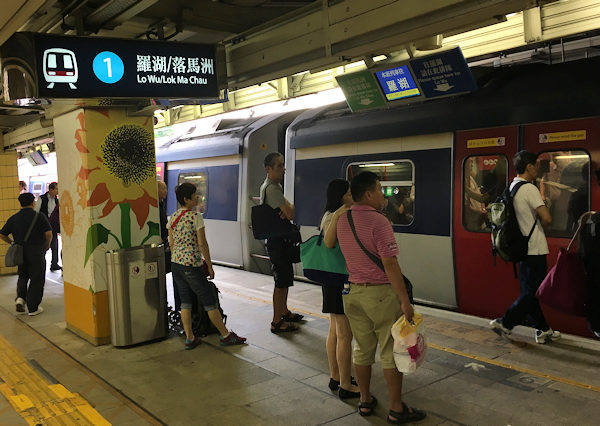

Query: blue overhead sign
409,47,476,99
1,32,219,101
374,65,421,101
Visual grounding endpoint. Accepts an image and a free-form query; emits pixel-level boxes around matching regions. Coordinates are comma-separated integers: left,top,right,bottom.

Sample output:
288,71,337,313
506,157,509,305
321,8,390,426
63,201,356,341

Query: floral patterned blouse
167,208,205,267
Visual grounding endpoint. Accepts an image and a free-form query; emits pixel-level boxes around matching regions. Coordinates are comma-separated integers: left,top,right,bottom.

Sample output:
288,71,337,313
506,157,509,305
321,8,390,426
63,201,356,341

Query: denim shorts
171,262,218,311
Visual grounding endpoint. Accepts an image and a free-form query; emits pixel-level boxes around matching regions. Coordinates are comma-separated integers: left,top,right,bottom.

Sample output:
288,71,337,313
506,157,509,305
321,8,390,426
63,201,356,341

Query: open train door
522,117,600,337
453,126,520,319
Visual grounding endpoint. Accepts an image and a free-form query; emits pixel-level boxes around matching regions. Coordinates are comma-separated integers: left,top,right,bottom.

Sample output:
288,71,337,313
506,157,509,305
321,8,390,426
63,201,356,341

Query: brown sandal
270,320,299,334
282,311,304,322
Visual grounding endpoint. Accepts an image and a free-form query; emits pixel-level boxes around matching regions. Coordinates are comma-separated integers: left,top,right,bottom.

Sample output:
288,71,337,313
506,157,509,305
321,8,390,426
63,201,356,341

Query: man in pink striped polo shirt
336,171,425,424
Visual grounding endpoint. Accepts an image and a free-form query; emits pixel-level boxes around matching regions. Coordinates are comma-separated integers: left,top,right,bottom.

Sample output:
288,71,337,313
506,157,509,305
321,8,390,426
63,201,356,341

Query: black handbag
5,212,39,267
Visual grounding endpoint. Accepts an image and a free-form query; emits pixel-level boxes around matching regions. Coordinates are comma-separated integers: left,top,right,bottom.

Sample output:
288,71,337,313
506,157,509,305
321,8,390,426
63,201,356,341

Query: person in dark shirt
35,182,61,271
0,193,52,315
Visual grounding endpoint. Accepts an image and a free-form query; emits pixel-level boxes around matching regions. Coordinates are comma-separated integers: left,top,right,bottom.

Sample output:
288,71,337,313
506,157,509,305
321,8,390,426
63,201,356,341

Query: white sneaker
535,328,561,344
490,318,511,337
28,306,44,316
15,297,26,314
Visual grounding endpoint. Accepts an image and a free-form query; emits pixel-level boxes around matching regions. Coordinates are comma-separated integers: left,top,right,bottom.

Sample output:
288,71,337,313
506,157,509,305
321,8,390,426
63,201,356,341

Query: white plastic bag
391,311,427,373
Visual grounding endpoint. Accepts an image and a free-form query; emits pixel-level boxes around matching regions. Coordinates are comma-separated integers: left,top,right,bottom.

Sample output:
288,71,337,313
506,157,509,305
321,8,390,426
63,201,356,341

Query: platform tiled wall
0,152,20,275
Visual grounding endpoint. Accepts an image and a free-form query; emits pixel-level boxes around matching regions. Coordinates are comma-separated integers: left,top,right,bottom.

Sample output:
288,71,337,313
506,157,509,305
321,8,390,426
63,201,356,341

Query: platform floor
1,264,599,426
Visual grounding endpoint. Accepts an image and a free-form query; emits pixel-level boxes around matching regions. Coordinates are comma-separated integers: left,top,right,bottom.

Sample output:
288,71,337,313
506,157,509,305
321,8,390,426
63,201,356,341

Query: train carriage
287,57,600,337
156,56,600,338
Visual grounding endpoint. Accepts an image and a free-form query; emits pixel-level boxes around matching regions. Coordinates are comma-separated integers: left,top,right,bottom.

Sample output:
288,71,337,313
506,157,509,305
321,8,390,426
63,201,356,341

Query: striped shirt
337,205,398,283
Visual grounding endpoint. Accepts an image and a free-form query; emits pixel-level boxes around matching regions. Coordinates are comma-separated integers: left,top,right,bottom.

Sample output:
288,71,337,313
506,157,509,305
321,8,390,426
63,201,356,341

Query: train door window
346,160,415,226
463,155,508,232
177,172,208,214
537,150,590,237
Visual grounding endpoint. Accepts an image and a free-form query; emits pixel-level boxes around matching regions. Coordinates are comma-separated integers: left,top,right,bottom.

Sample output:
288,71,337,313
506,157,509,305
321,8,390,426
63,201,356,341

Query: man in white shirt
490,151,561,344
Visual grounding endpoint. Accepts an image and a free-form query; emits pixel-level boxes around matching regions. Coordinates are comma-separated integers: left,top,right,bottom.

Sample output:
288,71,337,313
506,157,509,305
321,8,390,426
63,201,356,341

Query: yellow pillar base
64,282,110,346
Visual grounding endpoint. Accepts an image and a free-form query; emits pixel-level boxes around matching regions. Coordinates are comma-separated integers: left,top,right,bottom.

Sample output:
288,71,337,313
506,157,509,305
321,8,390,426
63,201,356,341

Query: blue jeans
171,263,218,311
502,255,550,331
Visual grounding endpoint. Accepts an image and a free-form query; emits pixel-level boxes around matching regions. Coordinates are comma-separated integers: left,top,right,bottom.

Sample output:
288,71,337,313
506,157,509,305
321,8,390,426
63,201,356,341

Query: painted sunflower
74,111,158,229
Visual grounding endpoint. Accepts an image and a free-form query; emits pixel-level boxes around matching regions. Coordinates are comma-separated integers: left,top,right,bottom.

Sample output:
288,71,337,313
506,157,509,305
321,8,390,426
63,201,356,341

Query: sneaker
220,331,247,346
535,329,561,344
490,318,511,337
594,331,600,339
184,336,202,350
28,306,44,316
15,297,26,314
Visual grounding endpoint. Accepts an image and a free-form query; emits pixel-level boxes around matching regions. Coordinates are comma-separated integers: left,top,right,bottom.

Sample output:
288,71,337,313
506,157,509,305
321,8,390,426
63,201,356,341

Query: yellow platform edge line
9,394,34,411
49,384,75,399
0,333,112,425
219,287,600,394
427,343,600,393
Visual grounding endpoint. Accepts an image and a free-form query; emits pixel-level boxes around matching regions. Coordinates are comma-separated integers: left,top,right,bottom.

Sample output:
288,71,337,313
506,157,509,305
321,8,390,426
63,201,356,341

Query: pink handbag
536,235,588,317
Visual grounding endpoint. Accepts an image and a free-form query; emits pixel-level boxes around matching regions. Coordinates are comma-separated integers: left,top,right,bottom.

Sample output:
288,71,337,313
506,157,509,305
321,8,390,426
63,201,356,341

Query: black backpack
192,280,227,337
487,181,537,267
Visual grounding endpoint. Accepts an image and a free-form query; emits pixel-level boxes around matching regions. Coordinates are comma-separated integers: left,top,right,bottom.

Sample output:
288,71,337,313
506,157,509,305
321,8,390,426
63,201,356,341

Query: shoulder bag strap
24,212,39,243
170,210,190,230
511,181,538,241
347,210,385,272
260,181,272,206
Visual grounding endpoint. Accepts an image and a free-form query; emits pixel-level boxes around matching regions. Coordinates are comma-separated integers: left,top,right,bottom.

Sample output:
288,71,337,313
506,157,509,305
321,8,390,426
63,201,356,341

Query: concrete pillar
53,108,160,345
0,152,20,275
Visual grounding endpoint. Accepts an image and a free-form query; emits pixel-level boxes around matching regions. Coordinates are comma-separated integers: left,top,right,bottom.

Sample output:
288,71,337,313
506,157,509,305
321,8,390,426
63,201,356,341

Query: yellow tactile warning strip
0,335,111,425
218,286,600,394
427,342,600,393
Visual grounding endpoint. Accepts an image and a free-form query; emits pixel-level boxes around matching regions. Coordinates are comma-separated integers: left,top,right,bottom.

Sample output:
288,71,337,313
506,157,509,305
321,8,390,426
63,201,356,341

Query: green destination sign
335,70,386,112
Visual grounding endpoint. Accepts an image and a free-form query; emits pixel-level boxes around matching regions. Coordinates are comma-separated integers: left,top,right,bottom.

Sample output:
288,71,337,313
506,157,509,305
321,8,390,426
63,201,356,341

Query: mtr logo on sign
43,48,78,89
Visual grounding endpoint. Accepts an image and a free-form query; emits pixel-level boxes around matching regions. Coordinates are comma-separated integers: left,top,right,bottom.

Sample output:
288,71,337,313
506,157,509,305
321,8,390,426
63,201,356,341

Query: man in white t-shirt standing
490,151,561,344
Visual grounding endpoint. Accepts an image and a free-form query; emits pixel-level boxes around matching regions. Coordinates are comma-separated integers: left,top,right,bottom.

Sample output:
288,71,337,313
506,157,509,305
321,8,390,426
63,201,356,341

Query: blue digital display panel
374,65,421,101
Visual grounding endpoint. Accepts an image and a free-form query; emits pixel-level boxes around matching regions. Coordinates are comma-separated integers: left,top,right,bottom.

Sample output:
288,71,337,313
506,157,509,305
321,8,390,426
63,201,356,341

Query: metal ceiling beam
224,0,558,89
86,0,160,29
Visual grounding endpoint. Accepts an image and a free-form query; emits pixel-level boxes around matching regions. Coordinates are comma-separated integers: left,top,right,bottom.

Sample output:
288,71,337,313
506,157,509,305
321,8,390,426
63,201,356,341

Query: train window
537,150,590,238
346,160,415,226
463,155,508,232
177,172,207,214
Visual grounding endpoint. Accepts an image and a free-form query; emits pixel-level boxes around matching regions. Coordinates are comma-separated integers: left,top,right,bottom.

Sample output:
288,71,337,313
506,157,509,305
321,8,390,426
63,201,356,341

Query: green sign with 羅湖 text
335,70,387,112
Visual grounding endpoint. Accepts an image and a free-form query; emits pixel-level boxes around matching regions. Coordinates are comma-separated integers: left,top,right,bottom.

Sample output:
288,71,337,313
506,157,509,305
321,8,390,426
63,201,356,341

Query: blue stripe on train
166,164,239,221
293,148,451,236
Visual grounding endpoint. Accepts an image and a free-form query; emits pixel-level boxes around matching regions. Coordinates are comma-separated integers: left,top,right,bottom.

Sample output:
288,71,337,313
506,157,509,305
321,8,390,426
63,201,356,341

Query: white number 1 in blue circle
93,52,124,84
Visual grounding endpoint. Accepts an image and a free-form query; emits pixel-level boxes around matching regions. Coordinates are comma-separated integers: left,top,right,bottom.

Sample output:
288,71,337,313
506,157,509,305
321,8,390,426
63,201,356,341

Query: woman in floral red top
168,183,246,349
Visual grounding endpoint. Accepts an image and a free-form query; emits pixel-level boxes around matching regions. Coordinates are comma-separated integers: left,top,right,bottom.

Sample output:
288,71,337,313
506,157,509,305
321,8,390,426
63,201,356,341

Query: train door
522,117,600,336
453,126,518,318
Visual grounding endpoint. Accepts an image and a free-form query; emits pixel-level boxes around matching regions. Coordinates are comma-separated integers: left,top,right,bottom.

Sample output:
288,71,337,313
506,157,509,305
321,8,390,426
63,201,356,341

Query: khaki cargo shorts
343,283,403,369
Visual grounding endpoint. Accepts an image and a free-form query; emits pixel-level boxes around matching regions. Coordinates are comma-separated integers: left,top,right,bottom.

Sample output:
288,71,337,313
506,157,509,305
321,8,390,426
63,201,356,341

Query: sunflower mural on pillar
73,111,159,266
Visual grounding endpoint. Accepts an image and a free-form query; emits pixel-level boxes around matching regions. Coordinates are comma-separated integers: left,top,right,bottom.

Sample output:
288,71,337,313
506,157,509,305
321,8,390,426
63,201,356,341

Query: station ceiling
0,0,566,136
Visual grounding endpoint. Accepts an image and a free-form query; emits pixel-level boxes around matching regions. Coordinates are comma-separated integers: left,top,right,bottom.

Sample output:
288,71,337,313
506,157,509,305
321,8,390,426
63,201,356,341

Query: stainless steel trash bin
106,244,168,346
